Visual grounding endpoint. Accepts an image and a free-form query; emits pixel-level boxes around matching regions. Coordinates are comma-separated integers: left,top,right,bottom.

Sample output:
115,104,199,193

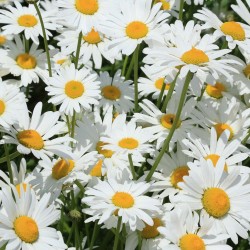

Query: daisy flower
0,185,67,250
143,20,240,83
194,8,250,51
182,128,249,174
133,96,196,150
154,0,176,11
97,70,134,113
82,178,161,231
1,102,73,161
45,64,100,116
172,158,250,244
0,28,12,47
1,36,47,86
56,0,107,34
57,28,121,69
101,114,155,165
0,1,61,44
52,51,72,70
149,144,193,199
158,205,231,249
101,0,170,55
231,0,250,27
0,80,26,128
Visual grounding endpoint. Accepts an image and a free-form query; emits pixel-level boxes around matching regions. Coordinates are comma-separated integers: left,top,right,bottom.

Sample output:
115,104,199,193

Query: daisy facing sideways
172,158,250,244
82,178,161,231
1,102,73,161
0,185,67,250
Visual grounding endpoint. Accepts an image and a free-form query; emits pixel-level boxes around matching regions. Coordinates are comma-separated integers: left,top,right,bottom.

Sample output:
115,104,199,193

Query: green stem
89,221,99,250
113,217,122,250
3,143,13,184
122,56,129,76
75,222,82,250
161,71,180,112
133,45,140,112
33,2,52,77
0,151,20,164
75,32,82,69
179,0,185,21
24,37,29,53
66,222,75,245
71,111,76,139
146,72,193,182
197,84,206,102
75,179,85,193
128,154,136,179
157,81,167,108
125,57,134,80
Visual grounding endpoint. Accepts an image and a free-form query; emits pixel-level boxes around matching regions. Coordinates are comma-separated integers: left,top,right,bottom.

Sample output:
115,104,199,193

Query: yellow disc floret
0,35,6,46
52,159,75,180
205,82,226,99
170,166,190,189
160,114,181,129
83,29,102,44
179,234,205,250
16,53,37,69
17,130,44,150
118,138,139,149
205,154,228,171
102,85,121,100
214,123,234,140
112,192,134,208
96,141,114,158
141,218,162,239
14,216,39,243
65,80,84,99
154,78,170,90
90,159,103,177
75,0,99,15
243,64,250,79
220,22,245,41
0,100,5,115
181,47,209,65
155,0,170,10
18,14,38,27
126,21,149,39
202,187,230,218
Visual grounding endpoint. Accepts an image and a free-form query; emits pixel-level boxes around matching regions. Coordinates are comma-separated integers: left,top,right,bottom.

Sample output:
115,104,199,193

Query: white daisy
52,51,72,70
0,79,26,128
231,0,250,27
1,102,73,161
0,1,61,44
100,0,170,55
82,178,161,231
97,70,134,113
172,158,250,244
0,185,67,250
194,7,250,52
1,36,47,86
45,64,100,116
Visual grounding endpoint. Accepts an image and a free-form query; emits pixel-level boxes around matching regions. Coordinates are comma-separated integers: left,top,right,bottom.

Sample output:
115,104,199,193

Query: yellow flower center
126,21,149,39
156,0,170,10
17,130,44,150
205,82,226,99
16,183,27,196
65,80,84,99
170,166,189,189
102,85,121,100
90,159,103,177
17,14,38,27
52,159,75,180
220,21,245,41
56,59,66,65
0,35,6,45
96,141,114,158
112,192,134,208
118,138,139,150
16,53,37,69
181,47,209,65
83,29,102,44
141,218,162,239
75,0,99,15
14,216,39,243
214,123,234,140
154,78,170,90
243,64,250,79
0,100,5,115
160,114,181,129
202,187,230,218
205,154,228,171
179,234,205,250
